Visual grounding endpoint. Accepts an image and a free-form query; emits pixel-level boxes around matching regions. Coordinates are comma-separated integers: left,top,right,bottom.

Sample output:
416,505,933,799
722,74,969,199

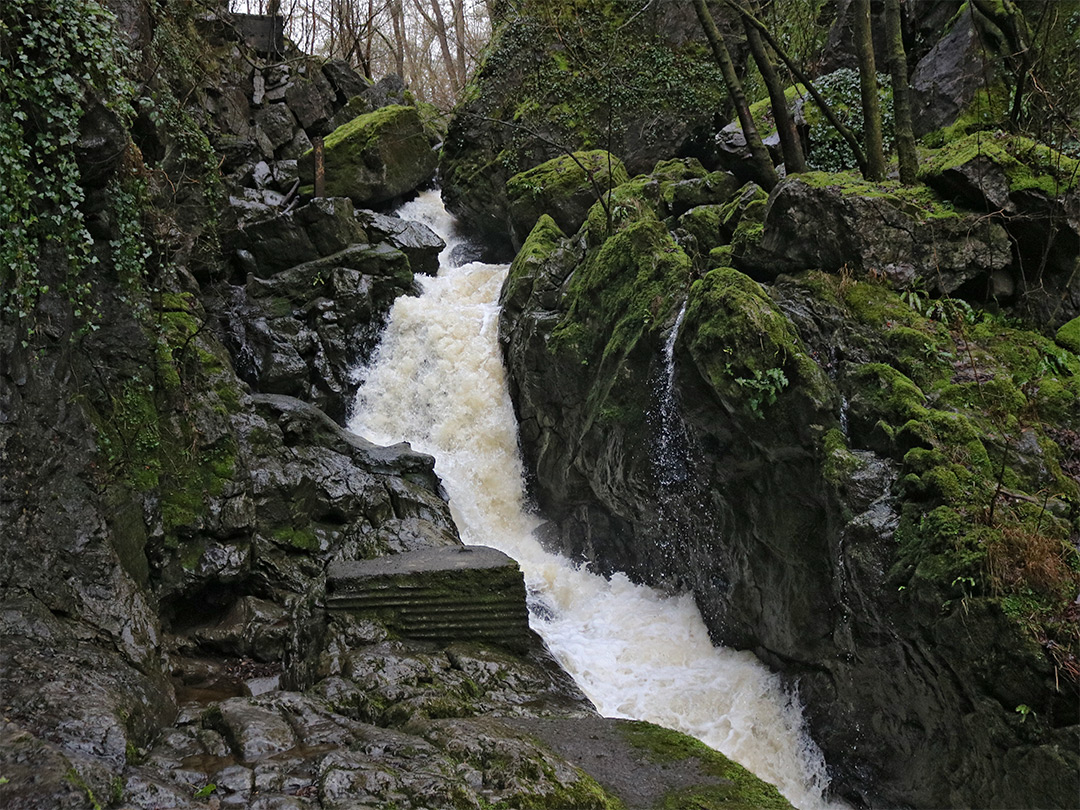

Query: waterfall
651,301,690,488
348,190,841,810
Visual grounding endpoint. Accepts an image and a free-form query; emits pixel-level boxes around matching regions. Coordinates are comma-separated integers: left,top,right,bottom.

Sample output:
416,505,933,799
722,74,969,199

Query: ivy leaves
0,0,136,330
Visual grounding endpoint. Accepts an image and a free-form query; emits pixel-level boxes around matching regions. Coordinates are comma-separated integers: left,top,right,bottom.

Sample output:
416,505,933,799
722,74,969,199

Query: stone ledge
326,546,531,649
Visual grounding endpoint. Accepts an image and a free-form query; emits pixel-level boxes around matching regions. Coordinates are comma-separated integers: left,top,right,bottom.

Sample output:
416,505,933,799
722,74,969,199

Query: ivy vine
0,0,136,334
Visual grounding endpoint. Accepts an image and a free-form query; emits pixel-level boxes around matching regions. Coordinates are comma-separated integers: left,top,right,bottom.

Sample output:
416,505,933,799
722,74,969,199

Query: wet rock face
499,162,1080,808
218,196,444,423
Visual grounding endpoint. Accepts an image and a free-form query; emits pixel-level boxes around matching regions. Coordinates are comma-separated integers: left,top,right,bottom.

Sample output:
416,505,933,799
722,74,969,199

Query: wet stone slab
325,546,531,650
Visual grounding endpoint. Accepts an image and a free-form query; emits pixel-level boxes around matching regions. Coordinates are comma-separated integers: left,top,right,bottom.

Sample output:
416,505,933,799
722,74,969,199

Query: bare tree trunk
390,0,406,77
417,0,461,91
885,0,917,184
854,0,885,179
361,0,375,78
452,0,467,87
692,0,778,190
740,1,805,173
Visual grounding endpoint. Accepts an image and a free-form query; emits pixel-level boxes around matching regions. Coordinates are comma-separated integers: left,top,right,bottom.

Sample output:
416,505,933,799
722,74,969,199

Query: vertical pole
313,137,325,198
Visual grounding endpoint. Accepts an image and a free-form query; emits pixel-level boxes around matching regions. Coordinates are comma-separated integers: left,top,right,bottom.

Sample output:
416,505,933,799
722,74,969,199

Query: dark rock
283,68,337,135
911,8,1003,137
497,160,1080,808
354,209,445,275
322,59,370,103
749,175,1011,293
208,83,254,139
237,197,367,276
76,101,127,188
254,103,298,154
506,151,629,249
439,2,728,246
216,240,412,420
920,133,1080,322
364,73,408,109
278,126,312,160
666,170,740,218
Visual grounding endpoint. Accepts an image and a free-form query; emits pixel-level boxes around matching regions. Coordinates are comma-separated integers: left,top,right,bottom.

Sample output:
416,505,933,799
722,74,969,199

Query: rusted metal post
313,137,325,198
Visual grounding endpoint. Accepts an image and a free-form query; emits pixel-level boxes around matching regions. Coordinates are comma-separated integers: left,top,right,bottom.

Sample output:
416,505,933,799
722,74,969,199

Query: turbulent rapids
348,190,839,810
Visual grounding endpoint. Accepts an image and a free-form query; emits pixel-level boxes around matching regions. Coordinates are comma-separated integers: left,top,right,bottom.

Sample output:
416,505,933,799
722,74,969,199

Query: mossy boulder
299,105,437,205
683,267,830,421
507,150,629,249
499,161,1080,806
1056,316,1080,354
750,173,1011,293
920,133,1080,322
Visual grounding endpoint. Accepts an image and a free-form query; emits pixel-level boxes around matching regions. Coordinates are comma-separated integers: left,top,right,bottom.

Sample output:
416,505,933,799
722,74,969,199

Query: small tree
853,0,885,180
691,0,778,190
739,0,805,174
884,0,916,184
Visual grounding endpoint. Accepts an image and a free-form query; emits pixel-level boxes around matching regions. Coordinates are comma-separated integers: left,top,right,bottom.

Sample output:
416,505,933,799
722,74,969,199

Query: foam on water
348,190,841,810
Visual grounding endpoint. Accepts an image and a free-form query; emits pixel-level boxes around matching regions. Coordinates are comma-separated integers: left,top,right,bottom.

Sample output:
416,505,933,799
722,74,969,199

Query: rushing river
347,190,838,810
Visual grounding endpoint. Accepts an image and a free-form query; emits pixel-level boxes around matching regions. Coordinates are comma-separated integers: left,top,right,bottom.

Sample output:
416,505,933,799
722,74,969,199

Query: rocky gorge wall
496,151,1080,807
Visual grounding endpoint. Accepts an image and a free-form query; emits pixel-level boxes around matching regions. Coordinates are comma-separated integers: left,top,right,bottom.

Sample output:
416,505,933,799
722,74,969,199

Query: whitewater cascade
348,191,839,810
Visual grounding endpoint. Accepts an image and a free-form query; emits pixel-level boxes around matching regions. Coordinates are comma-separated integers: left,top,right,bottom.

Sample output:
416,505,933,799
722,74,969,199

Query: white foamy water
348,190,839,810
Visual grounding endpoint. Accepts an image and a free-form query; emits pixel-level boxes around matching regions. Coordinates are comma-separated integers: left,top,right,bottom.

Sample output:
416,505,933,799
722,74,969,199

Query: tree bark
692,0,778,190
970,0,1032,129
853,0,885,179
885,0,917,184
740,1,805,173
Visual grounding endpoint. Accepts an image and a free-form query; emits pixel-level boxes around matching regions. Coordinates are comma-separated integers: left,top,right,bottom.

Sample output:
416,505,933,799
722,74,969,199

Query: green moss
920,132,1079,198
509,151,628,202
504,214,567,302
552,218,691,363
920,84,1012,147
708,245,734,270
823,428,861,485
1055,317,1080,354
678,205,726,257
852,364,928,423
271,526,319,551
683,267,829,418
794,172,962,220
621,722,792,810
